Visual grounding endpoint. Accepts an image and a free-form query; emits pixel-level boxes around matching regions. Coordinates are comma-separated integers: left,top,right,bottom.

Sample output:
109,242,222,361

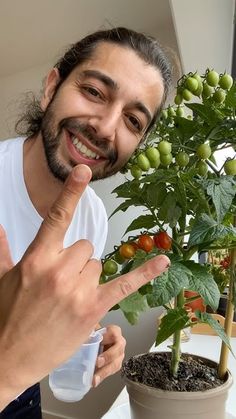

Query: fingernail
94,375,101,387
97,356,105,368
73,165,92,182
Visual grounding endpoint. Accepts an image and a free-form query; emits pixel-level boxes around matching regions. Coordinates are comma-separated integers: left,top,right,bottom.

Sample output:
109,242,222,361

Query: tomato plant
154,232,172,251
137,234,154,253
103,67,236,379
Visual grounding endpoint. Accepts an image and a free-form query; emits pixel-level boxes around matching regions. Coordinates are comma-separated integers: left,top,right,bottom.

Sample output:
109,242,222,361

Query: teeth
71,136,100,160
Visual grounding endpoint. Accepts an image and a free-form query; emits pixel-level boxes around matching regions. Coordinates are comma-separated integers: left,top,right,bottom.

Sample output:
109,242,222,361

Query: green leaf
147,262,191,306
119,292,148,313
143,183,167,208
109,198,141,219
188,214,236,247
225,83,236,108
158,192,176,222
119,292,149,325
186,103,222,125
174,116,201,141
199,177,236,222
194,311,234,355
112,180,141,198
156,308,189,345
123,311,140,325
183,261,220,311
176,176,187,214
124,214,156,235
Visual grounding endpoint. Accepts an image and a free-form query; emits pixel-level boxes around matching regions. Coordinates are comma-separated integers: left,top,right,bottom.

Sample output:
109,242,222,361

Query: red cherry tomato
154,232,172,251
137,234,154,253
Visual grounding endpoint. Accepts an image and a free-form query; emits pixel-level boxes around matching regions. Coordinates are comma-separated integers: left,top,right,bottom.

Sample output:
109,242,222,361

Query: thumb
32,164,92,251
0,225,14,277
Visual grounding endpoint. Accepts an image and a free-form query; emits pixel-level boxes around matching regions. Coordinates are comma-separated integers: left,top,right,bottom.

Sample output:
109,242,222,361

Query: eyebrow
81,69,153,126
81,69,118,90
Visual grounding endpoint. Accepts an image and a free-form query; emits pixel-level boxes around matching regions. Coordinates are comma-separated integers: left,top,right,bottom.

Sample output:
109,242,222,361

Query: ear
41,68,61,111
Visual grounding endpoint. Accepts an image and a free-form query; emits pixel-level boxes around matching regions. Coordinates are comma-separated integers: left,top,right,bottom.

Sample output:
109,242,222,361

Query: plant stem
218,216,236,379
170,290,185,376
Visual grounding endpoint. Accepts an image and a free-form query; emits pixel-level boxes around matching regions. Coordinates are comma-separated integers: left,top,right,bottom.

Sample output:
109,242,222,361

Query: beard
40,101,121,183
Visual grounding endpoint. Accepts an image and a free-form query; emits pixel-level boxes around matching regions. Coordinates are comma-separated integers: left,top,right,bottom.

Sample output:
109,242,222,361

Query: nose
88,106,121,142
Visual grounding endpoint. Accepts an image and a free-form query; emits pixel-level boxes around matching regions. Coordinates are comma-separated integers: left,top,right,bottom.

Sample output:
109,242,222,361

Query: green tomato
168,106,176,117
193,80,203,96
136,153,151,171
213,88,226,104
145,147,160,166
196,160,208,176
158,140,172,155
160,153,173,166
202,83,214,98
206,70,219,87
174,93,183,105
192,72,202,83
161,109,168,119
219,73,233,90
182,88,193,101
130,164,142,179
196,144,212,160
176,106,185,117
224,159,236,175
175,151,190,167
186,76,199,92
103,259,118,276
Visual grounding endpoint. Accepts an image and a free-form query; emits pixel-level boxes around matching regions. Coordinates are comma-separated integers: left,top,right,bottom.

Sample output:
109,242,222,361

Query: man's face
40,42,164,181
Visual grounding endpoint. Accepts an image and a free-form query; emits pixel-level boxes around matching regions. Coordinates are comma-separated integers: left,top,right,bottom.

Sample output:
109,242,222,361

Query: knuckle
118,278,134,298
46,203,70,227
20,253,42,281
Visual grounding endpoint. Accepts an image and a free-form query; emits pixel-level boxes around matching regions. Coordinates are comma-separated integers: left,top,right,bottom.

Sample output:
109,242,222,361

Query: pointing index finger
101,255,170,312
35,165,92,249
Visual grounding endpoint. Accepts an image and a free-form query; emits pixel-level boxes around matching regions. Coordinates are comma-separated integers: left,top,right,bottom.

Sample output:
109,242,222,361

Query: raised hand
0,164,170,410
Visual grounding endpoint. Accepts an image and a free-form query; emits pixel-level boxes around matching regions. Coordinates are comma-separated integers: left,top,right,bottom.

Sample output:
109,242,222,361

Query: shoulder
0,137,24,154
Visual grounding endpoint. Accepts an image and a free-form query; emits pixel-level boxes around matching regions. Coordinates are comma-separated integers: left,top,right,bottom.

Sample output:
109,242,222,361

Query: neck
23,134,63,218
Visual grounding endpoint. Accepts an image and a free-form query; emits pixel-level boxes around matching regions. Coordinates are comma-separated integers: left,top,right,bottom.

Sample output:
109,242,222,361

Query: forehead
71,42,164,115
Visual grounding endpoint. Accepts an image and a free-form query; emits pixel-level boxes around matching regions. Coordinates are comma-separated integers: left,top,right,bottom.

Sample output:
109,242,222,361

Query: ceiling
0,0,180,78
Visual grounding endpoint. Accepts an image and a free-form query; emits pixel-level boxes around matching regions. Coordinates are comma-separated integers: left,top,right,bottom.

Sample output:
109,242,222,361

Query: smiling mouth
70,134,101,160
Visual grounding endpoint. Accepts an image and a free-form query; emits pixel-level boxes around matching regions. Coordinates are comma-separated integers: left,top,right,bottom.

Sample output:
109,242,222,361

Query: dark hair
15,27,172,137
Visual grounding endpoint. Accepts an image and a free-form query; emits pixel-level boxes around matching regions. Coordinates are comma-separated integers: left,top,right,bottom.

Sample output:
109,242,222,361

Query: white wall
170,0,235,74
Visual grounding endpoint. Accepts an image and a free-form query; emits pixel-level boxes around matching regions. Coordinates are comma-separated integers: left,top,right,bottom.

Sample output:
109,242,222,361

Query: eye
127,114,142,132
82,86,103,99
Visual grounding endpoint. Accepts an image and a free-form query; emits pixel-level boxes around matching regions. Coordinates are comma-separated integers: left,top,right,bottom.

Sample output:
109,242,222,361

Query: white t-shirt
0,137,108,263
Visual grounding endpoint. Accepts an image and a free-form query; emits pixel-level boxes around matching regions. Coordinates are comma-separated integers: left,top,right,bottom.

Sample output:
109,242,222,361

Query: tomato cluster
174,70,233,105
102,232,172,278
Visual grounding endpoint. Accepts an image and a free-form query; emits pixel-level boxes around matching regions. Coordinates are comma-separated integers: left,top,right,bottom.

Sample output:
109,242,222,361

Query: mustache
60,118,118,165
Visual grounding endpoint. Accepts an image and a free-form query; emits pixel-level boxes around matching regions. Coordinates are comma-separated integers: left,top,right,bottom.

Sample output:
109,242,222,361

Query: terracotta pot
184,290,206,312
124,354,232,419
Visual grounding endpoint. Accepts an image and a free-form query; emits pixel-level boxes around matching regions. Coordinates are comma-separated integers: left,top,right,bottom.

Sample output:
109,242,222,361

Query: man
0,27,171,417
